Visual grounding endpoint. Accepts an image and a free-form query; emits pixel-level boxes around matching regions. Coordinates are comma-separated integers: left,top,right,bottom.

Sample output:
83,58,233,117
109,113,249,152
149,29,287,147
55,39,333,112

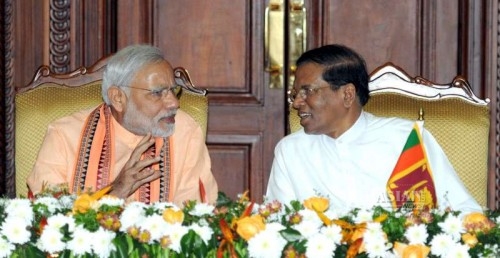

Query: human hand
109,134,161,199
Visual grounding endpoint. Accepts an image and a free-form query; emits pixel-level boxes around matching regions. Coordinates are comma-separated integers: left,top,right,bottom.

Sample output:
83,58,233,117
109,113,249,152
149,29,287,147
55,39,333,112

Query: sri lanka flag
386,122,437,210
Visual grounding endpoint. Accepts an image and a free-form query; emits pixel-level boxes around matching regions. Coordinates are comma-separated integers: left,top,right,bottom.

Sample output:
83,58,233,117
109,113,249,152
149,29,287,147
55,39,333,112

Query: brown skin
291,62,362,139
105,60,180,198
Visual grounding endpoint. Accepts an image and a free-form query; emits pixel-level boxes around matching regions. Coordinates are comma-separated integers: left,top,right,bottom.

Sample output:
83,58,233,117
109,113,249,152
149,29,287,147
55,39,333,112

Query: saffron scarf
71,104,173,203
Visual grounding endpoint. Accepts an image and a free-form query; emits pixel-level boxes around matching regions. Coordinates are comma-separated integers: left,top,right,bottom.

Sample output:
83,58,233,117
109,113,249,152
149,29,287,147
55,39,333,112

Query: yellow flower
72,185,112,214
393,242,430,258
73,194,93,214
235,215,265,241
163,208,185,224
461,232,478,248
303,197,329,212
462,212,495,233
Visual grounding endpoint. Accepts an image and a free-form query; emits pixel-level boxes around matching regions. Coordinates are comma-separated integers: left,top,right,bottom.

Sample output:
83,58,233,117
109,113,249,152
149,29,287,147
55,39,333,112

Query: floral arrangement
0,186,499,258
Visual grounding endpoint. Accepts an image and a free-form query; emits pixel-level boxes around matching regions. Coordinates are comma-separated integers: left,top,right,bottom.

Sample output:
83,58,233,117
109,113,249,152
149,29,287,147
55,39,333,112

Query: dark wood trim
490,0,500,209
419,0,437,78
2,0,14,197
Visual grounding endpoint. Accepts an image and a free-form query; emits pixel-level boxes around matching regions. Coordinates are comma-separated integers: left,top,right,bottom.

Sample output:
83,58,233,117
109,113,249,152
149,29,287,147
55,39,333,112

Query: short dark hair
296,44,370,106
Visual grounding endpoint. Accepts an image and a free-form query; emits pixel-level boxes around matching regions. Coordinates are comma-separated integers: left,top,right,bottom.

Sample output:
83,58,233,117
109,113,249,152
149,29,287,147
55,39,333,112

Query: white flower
152,201,177,211
138,214,169,242
119,201,147,232
196,218,209,227
363,222,385,241
438,215,465,241
59,195,76,209
0,236,14,258
45,213,75,232
188,203,215,216
264,222,285,233
292,220,321,239
364,236,390,258
445,243,470,258
432,209,446,216
305,233,336,258
298,209,322,225
90,228,116,258
405,224,428,245
363,223,390,258
66,226,93,256
38,227,65,254
188,224,213,244
165,223,189,253
97,196,124,207
353,209,373,224
34,196,61,214
430,233,456,256
0,217,30,244
320,224,342,245
247,228,287,258
6,199,34,224
266,212,281,222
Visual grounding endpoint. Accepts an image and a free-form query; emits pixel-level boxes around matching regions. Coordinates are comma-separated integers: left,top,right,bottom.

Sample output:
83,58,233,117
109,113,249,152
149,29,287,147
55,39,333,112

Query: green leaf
181,230,209,257
280,227,302,242
112,234,131,257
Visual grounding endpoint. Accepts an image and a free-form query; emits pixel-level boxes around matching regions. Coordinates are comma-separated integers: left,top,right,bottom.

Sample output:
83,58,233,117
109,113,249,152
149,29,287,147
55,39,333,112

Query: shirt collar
331,111,367,143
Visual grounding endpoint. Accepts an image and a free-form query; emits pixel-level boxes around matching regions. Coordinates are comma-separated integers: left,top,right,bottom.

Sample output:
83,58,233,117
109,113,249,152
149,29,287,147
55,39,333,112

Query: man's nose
292,95,305,109
163,91,180,109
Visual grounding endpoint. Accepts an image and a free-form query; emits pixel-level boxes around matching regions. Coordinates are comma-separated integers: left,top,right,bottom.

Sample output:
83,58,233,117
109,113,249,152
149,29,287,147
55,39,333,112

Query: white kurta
266,111,481,214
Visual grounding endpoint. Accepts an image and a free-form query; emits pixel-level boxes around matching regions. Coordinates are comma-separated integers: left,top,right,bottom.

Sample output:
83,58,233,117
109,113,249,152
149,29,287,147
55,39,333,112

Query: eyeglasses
287,85,331,103
120,85,182,100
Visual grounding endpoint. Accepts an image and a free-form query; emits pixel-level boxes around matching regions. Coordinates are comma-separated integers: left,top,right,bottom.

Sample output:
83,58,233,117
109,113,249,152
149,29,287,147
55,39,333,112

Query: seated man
266,44,481,214
27,44,218,206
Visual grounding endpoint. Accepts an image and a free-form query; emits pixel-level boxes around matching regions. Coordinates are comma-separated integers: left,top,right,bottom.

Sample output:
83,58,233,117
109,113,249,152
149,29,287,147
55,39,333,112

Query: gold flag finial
418,108,425,121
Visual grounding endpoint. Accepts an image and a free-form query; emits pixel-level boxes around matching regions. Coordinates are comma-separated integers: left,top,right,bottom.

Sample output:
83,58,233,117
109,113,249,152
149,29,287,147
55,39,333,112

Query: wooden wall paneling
13,0,49,89
71,0,117,68
422,1,460,83
116,0,153,47
207,134,263,201
487,0,500,209
322,0,421,74
10,0,115,88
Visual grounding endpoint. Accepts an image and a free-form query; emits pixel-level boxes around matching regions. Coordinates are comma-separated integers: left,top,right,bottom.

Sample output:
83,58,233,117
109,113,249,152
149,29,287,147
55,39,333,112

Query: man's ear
108,86,126,112
343,83,357,107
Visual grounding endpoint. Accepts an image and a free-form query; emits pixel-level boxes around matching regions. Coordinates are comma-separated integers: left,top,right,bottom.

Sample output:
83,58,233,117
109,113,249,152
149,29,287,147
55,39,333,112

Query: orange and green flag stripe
387,123,437,210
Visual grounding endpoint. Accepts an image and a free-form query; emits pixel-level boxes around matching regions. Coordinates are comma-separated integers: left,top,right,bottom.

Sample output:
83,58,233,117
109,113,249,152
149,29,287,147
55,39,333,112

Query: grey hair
102,45,166,104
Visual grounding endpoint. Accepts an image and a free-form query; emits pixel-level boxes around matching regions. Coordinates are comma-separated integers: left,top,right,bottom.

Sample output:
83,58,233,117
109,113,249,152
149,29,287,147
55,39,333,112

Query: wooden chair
289,63,490,207
15,57,208,197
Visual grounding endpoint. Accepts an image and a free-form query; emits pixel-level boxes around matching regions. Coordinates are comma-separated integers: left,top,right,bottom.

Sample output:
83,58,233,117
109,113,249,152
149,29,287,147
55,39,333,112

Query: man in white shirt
266,44,481,214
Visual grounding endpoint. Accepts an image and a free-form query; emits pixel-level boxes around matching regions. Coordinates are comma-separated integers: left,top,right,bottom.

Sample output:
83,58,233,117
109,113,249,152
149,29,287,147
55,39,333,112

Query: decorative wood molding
49,0,71,74
3,0,15,197
496,0,500,209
